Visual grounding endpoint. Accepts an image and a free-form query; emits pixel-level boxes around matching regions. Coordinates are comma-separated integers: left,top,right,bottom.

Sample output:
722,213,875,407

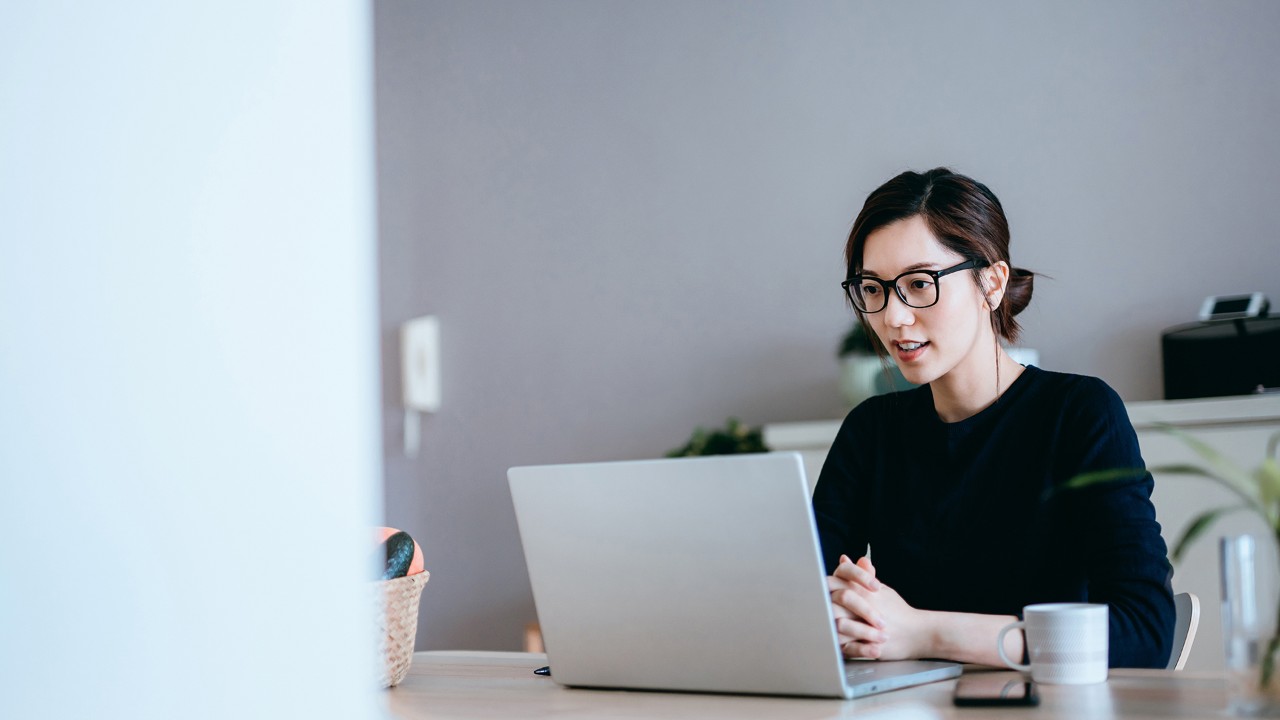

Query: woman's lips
893,340,929,363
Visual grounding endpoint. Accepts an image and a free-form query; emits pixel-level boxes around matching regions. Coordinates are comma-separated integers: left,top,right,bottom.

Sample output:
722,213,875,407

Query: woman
812,168,1174,668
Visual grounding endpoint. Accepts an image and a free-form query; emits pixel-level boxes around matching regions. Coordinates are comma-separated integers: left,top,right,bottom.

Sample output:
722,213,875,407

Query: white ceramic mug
997,603,1109,684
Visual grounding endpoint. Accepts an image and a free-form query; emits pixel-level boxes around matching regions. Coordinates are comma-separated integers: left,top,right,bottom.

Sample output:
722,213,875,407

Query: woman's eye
860,284,881,296
908,279,933,291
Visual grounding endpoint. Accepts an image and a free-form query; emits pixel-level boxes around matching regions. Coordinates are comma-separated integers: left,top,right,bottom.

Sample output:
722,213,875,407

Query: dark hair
844,167,1035,343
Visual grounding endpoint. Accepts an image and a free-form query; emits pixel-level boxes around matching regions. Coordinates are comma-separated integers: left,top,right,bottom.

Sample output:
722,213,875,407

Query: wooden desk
387,651,1230,719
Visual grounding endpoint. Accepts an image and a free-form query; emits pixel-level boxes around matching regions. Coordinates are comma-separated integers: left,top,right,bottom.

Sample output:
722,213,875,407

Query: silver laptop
508,452,960,698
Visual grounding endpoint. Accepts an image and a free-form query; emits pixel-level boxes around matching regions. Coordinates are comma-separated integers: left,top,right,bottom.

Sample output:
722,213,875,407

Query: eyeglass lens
852,273,939,313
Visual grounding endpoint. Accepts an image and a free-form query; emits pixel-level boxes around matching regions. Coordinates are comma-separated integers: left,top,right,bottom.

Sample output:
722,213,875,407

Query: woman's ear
981,261,1010,310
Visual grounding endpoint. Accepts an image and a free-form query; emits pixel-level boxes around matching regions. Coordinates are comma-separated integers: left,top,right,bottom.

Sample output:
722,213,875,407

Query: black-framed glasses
841,259,984,314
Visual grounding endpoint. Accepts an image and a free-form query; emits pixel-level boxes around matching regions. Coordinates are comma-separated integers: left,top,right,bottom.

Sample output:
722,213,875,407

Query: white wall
375,1,1280,650
0,3,382,718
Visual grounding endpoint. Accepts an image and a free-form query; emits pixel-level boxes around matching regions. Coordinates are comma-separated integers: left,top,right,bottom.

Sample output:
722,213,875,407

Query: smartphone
952,675,1039,707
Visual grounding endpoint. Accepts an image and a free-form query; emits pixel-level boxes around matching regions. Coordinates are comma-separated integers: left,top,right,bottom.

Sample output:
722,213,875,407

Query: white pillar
0,3,382,718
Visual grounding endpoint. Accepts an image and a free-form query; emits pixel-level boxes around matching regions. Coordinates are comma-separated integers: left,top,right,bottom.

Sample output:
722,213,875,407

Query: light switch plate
401,315,440,412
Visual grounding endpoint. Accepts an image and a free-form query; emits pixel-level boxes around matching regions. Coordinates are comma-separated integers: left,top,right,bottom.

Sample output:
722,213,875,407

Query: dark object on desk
382,531,416,580
1162,317,1280,399
953,676,1039,707
533,666,551,676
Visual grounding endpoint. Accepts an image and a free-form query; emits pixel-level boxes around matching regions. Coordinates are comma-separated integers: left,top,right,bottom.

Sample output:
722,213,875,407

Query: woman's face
858,215,995,387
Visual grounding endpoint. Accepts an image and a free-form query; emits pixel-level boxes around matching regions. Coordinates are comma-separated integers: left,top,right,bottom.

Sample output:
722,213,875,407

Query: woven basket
376,570,430,688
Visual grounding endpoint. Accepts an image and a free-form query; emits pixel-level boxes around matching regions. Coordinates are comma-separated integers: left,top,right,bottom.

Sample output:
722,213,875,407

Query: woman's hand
827,555,933,661
826,555,887,657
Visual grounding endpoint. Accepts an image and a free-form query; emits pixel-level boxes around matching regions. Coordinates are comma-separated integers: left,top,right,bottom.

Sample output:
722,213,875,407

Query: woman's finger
827,575,860,593
835,617,889,644
831,601,854,620
831,587,886,628
833,557,881,590
841,640,883,660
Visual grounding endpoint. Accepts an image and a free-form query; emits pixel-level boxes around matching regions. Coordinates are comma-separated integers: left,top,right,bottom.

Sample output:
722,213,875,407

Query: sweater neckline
923,364,1041,430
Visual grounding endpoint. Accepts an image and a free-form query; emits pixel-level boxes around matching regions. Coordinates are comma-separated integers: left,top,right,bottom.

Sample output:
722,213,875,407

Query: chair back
1167,591,1200,671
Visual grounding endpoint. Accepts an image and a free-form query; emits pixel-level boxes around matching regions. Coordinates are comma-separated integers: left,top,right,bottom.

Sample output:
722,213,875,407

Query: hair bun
1004,267,1034,317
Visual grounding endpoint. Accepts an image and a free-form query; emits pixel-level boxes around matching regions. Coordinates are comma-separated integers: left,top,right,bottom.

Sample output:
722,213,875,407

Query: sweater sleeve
812,403,873,575
1056,379,1175,668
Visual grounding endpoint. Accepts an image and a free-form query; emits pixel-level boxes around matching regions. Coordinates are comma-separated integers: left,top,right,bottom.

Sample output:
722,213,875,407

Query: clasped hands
827,554,930,660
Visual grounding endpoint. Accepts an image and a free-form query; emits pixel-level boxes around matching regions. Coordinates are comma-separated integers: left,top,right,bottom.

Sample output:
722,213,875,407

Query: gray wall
375,0,1280,650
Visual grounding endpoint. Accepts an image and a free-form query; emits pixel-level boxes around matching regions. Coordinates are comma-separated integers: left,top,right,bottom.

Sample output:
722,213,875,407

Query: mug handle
997,621,1032,673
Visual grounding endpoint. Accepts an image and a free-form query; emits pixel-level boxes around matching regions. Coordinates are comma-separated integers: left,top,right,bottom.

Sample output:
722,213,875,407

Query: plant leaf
1160,424,1257,493
1151,462,1269,518
666,418,767,457
1060,468,1148,491
1173,506,1246,563
1258,459,1280,519
1151,462,1226,476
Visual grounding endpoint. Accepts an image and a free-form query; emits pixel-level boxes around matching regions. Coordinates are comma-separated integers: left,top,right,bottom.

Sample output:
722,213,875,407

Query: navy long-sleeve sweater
812,365,1175,668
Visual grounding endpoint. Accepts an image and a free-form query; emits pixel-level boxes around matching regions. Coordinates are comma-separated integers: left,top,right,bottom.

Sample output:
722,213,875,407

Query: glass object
1222,535,1280,716
842,259,983,313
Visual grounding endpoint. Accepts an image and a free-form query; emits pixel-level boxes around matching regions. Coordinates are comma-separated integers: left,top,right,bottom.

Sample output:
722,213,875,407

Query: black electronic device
1162,316,1280,399
1199,292,1269,322
952,675,1040,707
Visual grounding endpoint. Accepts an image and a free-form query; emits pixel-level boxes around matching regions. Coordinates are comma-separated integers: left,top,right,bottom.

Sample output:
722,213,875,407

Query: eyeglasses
841,259,984,314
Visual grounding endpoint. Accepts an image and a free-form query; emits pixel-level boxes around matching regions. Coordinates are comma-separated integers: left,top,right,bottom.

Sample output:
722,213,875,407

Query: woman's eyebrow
859,261,941,278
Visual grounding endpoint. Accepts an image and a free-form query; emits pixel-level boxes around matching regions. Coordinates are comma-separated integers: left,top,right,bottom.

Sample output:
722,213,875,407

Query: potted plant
666,417,768,457
837,320,912,407
1068,428,1280,715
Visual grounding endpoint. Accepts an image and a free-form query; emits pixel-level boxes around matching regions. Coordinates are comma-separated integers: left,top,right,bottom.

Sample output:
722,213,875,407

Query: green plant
1066,427,1280,566
666,417,769,458
837,320,882,358
1066,426,1280,682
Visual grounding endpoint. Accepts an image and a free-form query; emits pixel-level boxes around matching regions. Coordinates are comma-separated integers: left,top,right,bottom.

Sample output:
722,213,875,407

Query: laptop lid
508,452,958,698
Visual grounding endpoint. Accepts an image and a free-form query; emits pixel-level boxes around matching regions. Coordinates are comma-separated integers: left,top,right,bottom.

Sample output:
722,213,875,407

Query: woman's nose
882,290,915,327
